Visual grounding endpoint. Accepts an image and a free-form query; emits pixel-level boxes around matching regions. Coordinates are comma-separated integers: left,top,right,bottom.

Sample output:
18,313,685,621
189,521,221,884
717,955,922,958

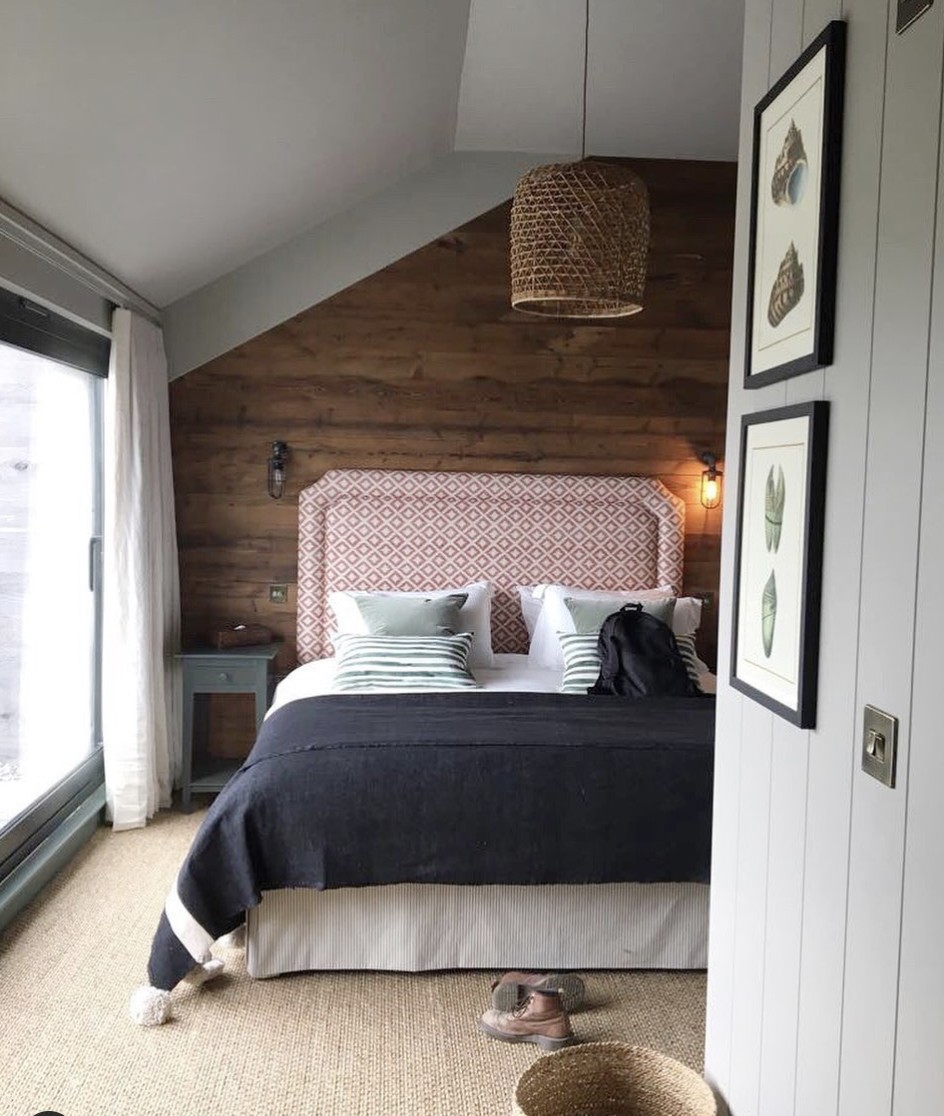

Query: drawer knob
218,671,231,682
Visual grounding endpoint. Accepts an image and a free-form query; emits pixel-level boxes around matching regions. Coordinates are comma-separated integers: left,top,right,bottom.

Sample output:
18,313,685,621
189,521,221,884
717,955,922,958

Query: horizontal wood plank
171,157,735,720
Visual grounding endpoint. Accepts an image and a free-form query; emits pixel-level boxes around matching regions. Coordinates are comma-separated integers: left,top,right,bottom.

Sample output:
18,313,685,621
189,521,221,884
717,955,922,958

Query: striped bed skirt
246,882,709,976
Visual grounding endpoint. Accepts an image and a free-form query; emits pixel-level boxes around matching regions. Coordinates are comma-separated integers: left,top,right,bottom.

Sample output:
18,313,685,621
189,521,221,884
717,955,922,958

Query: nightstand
177,645,281,811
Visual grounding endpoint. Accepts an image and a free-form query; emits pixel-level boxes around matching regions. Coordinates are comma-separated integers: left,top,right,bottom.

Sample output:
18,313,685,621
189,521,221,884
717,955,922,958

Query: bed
144,470,715,1005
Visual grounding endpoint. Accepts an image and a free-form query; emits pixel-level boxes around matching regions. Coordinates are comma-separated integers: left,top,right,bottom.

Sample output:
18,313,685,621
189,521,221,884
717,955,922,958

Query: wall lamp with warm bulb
267,441,288,500
700,452,723,509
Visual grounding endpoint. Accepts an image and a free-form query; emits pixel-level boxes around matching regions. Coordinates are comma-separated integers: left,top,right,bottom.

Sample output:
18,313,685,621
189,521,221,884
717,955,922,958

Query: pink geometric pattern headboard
297,470,685,663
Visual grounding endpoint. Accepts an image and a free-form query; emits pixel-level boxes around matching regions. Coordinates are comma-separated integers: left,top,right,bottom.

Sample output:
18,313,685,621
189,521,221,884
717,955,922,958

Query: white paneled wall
705,1,944,1114
703,0,771,1101
894,131,944,1114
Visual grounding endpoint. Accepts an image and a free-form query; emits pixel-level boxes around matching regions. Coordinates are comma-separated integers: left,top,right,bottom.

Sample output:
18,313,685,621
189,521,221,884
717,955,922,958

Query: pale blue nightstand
176,645,280,811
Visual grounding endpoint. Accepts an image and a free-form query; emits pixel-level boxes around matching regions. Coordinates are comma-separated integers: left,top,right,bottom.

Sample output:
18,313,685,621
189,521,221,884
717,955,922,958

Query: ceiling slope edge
163,150,568,380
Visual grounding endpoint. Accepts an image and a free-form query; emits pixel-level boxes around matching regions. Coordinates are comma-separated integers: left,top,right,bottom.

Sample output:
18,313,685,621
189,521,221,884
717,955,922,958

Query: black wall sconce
700,452,723,510
267,441,288,500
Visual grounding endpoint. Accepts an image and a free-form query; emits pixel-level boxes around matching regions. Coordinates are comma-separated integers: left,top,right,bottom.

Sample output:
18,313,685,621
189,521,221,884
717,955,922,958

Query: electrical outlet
268,584,288,605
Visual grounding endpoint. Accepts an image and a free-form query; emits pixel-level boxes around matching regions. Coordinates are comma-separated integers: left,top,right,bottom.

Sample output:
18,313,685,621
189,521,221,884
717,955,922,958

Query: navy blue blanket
148,692,715,990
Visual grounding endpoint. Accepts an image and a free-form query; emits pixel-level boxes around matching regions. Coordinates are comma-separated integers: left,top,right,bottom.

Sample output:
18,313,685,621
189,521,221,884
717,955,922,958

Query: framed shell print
731,402,829,728
745,21,846,388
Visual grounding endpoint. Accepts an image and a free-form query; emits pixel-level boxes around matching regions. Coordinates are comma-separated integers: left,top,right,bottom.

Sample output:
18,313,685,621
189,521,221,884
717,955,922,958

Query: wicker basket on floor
512,1043,717,1116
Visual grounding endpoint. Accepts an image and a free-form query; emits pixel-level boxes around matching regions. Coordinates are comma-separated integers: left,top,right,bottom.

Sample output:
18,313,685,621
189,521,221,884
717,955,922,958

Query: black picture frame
897,0,934,34
745,20,846,388
730,401,829,728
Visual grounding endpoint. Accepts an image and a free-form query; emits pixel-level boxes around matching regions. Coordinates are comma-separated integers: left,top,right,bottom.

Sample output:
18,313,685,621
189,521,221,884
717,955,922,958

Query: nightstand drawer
187,663,261,691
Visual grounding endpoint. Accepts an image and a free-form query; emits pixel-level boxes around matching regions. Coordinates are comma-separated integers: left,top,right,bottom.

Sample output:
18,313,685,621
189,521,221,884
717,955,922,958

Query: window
0,291,107,881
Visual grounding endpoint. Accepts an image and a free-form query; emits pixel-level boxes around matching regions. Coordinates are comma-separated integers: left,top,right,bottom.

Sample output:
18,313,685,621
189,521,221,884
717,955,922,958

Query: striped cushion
560,631,703,696
674,634,704,693
558,633,601,694
333,632,479,692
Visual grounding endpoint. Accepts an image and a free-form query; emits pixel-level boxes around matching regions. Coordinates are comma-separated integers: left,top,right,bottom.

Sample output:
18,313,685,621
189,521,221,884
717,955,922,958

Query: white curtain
103,309,181,830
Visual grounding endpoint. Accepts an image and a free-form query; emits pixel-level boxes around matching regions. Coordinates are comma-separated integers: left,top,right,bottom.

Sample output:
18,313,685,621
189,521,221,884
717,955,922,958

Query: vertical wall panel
769,0,804,77
893,74,944,1116
839,5,944,1115
757,722,808,1116
702,690,742,1098
794,2,888,1114
757,7,816,1110
725,701,775,1116
803,0,843,46
797,0,845,415
704,0,773,1099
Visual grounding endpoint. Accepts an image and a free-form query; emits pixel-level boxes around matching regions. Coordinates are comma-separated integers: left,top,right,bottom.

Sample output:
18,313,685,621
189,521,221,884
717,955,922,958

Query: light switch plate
862,704,898,788
268,584,288,605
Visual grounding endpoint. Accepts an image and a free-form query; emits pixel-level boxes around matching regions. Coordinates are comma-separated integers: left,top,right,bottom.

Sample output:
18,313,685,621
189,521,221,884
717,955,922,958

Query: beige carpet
0,811,706,1116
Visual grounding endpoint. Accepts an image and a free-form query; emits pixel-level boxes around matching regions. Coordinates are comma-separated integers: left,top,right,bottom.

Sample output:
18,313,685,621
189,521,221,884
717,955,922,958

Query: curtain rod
0,197,161,327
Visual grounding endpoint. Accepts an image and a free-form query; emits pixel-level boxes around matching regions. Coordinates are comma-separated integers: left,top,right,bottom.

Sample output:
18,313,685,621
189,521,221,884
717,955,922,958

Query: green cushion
333,632,479,692
564,596,676,636
353,592,468,637
558,633,601,694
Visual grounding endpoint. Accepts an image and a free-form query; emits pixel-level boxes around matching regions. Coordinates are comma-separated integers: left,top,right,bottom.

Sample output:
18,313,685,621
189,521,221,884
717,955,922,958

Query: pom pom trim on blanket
130,958,226,1027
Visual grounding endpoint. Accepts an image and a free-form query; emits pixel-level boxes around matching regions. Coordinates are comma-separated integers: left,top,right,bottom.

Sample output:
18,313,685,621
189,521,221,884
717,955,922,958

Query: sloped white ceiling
456,0,745,160
0,0,743,312
0,0,471,306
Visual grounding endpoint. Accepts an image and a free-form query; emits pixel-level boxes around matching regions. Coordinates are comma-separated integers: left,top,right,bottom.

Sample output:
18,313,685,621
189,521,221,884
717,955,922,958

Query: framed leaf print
731,402,829,728
745,20,846,387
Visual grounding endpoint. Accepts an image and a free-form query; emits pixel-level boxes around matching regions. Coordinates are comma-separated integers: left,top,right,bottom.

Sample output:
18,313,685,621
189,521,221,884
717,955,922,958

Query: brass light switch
862,705,898,788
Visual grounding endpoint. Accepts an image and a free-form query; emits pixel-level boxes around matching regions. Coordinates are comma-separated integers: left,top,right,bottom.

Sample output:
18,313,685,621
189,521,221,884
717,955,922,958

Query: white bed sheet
270,651,715,714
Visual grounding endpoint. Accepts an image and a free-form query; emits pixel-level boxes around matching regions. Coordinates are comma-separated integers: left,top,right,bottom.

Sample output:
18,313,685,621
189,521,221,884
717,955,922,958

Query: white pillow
670,597,703,639
517,586,544,639
328,580,494,668
528,583,701,670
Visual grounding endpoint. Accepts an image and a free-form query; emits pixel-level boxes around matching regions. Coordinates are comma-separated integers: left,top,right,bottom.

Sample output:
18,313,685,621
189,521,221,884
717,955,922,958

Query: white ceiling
456,0,745,160
0,0,744,309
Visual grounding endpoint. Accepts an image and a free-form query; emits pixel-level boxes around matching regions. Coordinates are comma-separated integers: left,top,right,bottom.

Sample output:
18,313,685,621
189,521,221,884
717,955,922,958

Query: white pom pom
218,924,245,949
129,985,171,1026
186,958,224,986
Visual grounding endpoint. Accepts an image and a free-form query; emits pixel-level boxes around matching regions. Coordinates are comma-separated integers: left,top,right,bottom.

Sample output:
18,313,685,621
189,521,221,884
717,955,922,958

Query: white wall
705,2,944,1115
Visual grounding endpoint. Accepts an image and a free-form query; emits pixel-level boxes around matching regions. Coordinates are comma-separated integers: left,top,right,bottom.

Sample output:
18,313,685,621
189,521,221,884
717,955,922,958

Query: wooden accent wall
170,157,735,751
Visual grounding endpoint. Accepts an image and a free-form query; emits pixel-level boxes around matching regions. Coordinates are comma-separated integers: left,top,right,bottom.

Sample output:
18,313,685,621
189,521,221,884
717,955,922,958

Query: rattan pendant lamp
510,3,650,318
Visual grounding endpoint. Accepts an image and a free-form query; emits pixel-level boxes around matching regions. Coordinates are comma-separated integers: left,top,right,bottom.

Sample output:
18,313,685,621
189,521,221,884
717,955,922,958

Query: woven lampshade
510,160,650,318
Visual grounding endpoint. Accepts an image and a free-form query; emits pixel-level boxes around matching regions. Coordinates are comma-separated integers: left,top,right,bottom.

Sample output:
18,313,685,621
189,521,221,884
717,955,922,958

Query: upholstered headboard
296,470,685,663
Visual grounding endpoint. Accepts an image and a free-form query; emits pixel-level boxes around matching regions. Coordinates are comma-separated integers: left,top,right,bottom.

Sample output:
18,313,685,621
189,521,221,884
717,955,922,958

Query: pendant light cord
580,0,589,160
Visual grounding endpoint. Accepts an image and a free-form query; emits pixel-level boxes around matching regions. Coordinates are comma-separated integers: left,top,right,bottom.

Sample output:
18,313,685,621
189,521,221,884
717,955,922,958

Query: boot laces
512,990,558,1017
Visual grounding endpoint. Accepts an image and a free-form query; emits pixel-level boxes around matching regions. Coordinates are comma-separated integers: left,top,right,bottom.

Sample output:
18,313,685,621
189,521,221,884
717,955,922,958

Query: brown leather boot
479,989,576,1051
490,970,586,1013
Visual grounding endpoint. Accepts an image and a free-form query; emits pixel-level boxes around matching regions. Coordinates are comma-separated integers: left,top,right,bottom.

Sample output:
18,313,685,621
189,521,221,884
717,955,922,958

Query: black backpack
589,603,697,698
